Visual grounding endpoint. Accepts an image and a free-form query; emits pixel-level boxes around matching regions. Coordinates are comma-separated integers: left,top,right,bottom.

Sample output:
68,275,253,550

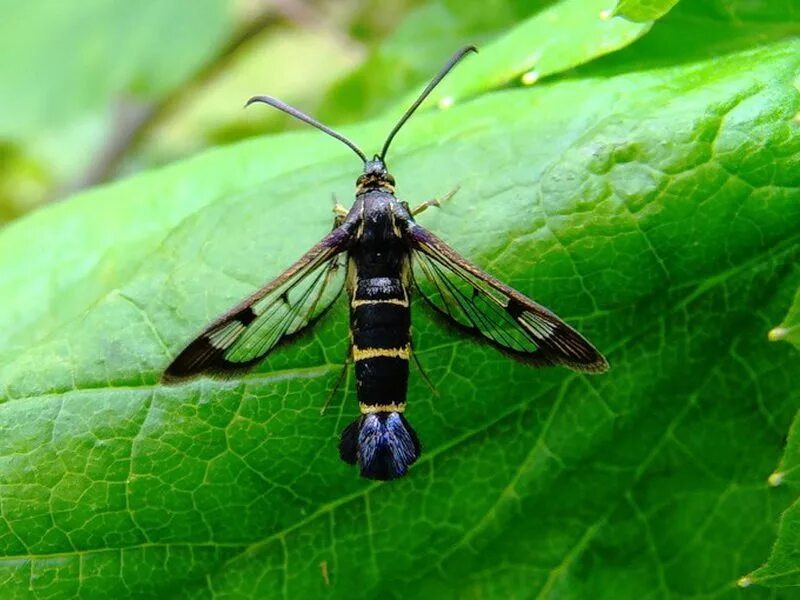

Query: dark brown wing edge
162,225,352,383
406,223,608,373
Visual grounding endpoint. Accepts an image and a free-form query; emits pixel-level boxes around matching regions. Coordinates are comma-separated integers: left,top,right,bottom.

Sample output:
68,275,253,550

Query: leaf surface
770,289,800,349
322,0,649,124
746,409,800,588
0,15,799,600
613,0,681,21
395,0,651,108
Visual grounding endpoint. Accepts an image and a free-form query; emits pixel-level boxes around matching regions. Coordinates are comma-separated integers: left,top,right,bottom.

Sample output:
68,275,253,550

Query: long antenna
379,45,477,161
245,95,368,163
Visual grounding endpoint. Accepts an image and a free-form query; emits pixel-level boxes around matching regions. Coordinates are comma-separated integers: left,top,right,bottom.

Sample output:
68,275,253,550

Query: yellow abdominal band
359,403,406,414
352,344,411,361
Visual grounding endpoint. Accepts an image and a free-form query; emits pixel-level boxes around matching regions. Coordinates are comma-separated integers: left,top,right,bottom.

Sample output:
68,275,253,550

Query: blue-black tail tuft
339,412,421,480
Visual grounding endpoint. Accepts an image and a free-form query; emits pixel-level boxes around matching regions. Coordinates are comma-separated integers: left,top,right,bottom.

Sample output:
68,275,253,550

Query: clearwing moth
164,46,608,480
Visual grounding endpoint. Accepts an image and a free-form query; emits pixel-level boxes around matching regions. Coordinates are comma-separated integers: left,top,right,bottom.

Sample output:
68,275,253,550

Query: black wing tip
161,370,189,385
161,338,262,384
547,324,609,374
562,353,609,374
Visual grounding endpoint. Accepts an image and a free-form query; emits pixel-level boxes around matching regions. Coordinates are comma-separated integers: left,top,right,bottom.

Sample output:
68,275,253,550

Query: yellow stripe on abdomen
351,297,409,308
359,402,406,414
352,344,411,361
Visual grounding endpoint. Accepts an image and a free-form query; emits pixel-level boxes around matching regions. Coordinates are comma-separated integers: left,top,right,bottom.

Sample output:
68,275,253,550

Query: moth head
356,157,396,194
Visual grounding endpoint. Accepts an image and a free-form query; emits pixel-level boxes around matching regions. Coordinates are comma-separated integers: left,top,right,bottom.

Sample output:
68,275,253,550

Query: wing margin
406,223,608,373
163,224,352,382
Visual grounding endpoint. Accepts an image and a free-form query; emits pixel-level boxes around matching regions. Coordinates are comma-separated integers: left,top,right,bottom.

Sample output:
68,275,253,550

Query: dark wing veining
164,225,352,381
406,224,607,372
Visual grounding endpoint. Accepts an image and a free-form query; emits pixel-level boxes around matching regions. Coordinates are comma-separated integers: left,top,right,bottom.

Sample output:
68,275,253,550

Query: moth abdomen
338,411,420,481
350,277,411,399
341,271,417,480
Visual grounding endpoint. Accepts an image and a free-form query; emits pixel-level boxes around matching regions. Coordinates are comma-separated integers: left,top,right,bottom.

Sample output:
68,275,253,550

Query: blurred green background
1,1,800,598
0,0,545,224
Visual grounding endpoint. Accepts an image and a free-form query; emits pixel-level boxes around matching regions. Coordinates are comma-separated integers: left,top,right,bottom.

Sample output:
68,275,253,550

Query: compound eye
386,174,396,186
356,174,367,187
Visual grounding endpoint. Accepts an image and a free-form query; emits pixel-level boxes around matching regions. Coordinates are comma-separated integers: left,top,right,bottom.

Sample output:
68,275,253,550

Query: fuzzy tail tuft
339,412,421,480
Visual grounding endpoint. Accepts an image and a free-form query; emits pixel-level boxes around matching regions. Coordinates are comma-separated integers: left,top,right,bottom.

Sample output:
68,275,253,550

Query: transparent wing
406,224,607,372
164,225,351,380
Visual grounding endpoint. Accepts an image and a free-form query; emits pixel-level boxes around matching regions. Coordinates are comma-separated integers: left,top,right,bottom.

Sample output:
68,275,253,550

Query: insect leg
331,193,348,226
410,185,460,216
320,345,352,415
411,345,439,396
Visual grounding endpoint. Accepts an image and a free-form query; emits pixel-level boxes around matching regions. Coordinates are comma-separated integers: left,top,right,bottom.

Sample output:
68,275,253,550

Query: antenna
245,95,368,163
379,45,477,161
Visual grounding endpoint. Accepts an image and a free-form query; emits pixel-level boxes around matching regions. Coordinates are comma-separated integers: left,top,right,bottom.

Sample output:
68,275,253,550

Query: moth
164,46,608,480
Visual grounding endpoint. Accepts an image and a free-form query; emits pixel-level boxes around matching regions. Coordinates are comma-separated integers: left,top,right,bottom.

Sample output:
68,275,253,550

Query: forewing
164,226,351,381
406,224,607,372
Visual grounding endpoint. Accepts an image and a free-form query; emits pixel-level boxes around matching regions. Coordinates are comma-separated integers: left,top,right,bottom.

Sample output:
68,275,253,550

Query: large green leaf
613,0,681,21
394,0,651,108
1,15,799,600
769,289,800,349
744,409,800,588
321,0,648,123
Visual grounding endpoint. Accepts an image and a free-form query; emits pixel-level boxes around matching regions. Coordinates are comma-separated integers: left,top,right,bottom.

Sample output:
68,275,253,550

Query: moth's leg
410,185,460,216
411,344,439,396
320,345,352,415
331,193,348,226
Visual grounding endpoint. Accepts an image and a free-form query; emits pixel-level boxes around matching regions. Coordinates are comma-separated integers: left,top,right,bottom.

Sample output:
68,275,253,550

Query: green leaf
744,410,800,587
574,0,800,78
0,25,799,600
676,0,800,22
769,288,800,349
612,0,681,22
0,134,340,361
397,0,651,108
321,0,649,124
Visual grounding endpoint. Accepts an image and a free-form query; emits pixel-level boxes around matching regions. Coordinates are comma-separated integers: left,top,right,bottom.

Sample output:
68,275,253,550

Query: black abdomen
351,276,410,408
338,197,420,480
